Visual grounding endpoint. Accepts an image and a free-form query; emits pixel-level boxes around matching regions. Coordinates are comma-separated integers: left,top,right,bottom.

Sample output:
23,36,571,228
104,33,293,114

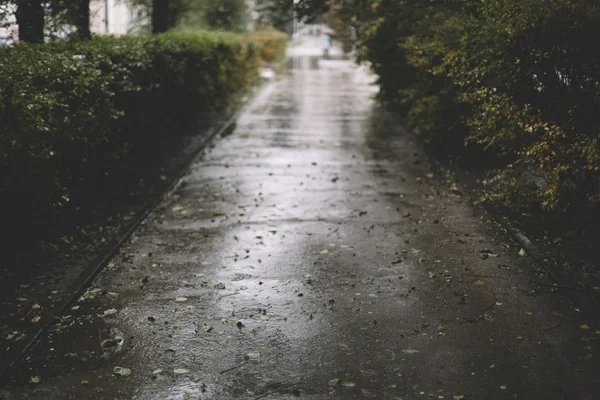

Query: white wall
0,4,17,41
91,0,145,35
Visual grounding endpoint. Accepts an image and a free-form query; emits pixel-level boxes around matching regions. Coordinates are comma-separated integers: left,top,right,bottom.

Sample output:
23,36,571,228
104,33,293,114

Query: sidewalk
2,41,598,400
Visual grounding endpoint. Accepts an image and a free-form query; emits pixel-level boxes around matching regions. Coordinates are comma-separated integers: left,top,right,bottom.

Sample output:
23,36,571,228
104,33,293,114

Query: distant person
320,33,331,58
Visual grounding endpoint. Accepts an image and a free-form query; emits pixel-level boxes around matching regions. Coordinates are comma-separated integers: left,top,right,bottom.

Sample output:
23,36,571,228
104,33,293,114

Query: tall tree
255,0,294,33
152,0,169,33
76,0,91,39
175,0,248,32
203,0,247,32
295,0,329,21
16,0,44,43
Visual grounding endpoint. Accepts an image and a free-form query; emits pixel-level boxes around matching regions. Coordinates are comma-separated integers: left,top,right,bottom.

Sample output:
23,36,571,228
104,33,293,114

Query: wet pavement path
2,40,599,399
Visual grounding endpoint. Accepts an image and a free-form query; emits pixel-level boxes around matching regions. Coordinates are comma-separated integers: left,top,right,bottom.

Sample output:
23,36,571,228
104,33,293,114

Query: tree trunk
152,0,169,34
16,0,44,44
77,0,92,40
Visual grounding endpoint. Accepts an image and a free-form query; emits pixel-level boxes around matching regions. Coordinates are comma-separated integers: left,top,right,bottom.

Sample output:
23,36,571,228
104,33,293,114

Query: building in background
0,3,17,45
90,0,147,35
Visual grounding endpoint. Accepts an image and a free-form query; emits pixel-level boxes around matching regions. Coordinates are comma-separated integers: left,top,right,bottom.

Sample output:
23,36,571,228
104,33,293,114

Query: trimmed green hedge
0,30,287,242
248,30,289,64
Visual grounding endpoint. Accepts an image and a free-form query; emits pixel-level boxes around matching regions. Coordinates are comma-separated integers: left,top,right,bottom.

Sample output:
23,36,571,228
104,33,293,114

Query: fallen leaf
173,368,189,375
198,322,213,332
245,352,260,361
518,248,526,256
101,338,122,349
172,205,185,212
402,349,419,354
103,309,118,316
113,367,132,376
175,297,188,302
31,316,41,323
30,376,41,384
320,249,329,254
474,280,485,286
580,324,590,330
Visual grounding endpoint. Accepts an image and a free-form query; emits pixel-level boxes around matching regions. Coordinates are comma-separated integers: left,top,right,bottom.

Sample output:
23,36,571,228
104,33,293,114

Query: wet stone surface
1,40,599,399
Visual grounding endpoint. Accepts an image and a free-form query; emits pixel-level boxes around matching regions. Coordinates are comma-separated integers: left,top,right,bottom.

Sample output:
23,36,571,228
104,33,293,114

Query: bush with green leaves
247,29,288,64
332,0,600,213
0,30,287,242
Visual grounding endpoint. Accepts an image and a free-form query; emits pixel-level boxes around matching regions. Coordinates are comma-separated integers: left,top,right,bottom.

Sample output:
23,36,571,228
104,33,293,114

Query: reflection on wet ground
2,38,598,400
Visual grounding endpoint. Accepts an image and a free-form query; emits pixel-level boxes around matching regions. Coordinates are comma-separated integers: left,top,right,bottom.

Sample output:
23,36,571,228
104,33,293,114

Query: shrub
247,29,289,64
461,0,600,211
0,30,287,245
340,0,600,213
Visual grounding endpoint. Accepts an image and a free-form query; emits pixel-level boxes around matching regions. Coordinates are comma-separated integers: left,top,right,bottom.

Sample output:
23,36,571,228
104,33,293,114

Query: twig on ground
434,300,447,311
542,321,565,331
466,300,497,323
254,392,272,400
217,292,240,300
528,280,582,291
463,274,508,280
219,361,248,374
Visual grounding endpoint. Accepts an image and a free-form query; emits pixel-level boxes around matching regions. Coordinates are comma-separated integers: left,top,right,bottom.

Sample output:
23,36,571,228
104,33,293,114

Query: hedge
0,30,287,244
346,0,600,213
248,29,289,64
